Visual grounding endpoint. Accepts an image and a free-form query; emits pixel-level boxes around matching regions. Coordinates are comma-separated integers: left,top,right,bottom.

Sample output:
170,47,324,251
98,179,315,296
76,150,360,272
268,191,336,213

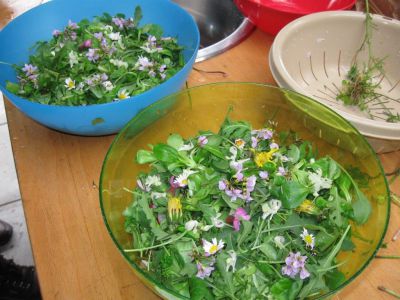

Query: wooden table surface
1,2,399,299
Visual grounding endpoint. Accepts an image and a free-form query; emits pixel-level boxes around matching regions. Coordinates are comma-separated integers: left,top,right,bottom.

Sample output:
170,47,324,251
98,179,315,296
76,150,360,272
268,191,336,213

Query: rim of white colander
271,10,400,141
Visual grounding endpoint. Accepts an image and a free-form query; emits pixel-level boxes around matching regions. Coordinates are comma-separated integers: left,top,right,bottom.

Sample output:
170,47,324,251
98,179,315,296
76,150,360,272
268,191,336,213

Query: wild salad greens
123,118,372,300
5,7,184,106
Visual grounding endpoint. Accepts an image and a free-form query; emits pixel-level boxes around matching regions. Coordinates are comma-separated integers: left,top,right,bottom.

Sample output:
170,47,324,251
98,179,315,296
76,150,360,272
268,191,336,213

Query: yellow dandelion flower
168,196,182,220
296,199,320,215
254,148,278,167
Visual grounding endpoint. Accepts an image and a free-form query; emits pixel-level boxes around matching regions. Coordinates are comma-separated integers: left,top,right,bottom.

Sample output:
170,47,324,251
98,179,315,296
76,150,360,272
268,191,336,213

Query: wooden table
1,3,399,299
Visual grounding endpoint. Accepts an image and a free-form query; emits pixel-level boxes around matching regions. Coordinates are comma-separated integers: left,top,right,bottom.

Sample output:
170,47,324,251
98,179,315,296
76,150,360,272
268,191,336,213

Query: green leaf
6,81,20,94
153,144,179,163
287,145,300,163
188,277,214,300
281,180,310,209
270,278,302,300
203,145,225,159
167,133,184,150
133,6,143,25
352,187,371,224
136,149,156,164
325,269,346,290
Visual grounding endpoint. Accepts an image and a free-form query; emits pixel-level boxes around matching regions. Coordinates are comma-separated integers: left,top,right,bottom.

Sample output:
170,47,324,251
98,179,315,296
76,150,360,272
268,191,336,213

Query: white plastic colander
270,11,400,153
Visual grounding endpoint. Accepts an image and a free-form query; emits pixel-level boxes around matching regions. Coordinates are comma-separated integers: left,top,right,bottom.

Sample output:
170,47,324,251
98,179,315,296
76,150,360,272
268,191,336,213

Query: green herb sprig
336,0,399,123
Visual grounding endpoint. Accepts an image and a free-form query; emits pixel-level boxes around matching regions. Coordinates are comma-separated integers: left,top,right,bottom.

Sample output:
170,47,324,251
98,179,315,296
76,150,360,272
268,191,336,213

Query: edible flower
300,228,315,249
174,169,196,187
226,250,237,272
277,166,287,176
136,56,153,70
274,236,286,249
261,199,281,220
64,78,75,90
254,149,278,167
52,29,61,37
86,48,99,62
196,261,214,279
167,196,182,220
203,238,224,256
296,199,320,215
185,220,199,233
259,171,269,179
282,252,310,279
251,128,273,140
308,168,332,196
116,89,129,100
68,20,79,30
68,51,79,68
234,138,246,149
112,17,126,29
198,135,208,147
233,207,250,231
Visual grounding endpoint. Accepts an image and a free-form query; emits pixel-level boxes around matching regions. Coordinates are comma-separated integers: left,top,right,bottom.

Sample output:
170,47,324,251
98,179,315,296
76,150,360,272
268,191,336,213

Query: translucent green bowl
100,83,390,299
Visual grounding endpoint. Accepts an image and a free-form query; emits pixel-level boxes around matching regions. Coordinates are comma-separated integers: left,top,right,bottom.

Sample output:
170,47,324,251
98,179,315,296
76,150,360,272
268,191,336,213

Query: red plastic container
234,0,356,35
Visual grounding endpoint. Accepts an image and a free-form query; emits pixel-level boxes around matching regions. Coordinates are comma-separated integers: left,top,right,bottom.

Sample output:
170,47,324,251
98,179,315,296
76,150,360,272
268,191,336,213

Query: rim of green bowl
99,82,391,299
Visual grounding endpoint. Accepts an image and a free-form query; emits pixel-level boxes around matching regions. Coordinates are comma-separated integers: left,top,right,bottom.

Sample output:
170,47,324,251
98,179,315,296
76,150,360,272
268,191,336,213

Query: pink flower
233,207,250,231
198,136,208,147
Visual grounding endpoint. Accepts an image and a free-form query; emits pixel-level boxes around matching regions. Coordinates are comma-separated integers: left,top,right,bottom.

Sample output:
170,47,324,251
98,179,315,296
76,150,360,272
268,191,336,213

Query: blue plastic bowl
0,0,199,135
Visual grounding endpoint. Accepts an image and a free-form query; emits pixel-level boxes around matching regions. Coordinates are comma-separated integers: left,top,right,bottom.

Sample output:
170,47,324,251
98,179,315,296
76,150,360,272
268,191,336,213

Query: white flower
262,199,282,220
108,32,121,41
308,168,332,196
300,228,315,249
115,89,129,100
103,25,113,32
68,50,79,68
226,146,238,161
212,213,225,228
226,250,237,272
174,169,196,187
51,51,56,56
110,59,128,68
178,142,194,151
185,220,199,233
64,78,75,90
145,175,162,189
234,139,246,149
150,192,166,200
274,236,286,249
203,238,224,256
77,82,85,90
102,81,114,91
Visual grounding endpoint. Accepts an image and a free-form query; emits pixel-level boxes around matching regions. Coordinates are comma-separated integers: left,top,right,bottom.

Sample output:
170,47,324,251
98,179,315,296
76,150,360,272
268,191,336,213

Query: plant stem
375,255,400,259
378,286,400,299
124,231,188,253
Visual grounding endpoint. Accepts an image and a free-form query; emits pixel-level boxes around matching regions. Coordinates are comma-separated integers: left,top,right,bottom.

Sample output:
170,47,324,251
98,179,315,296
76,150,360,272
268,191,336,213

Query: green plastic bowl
100,83,390,299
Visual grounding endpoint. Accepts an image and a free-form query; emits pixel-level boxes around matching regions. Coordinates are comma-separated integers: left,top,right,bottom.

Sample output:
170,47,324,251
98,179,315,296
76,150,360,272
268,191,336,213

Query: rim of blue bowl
99,82,390,299
0,0,200,110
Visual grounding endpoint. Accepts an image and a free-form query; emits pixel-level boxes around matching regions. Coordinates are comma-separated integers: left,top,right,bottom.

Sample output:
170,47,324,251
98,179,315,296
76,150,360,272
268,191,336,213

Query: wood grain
1,1,399,299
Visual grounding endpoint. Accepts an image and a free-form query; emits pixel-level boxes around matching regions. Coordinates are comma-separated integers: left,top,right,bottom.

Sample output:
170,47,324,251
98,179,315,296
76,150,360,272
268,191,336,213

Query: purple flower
148,70,156,77
68,20,78,30
160,73,166,80
22,64,38,76
230,161,244,181
137,56,154,71
198,136,208,147
101,38,108,47
270,142,279,149
246,175,256,193
112,17,126,29
148,35,157,44
70,31,77,41
94,32,103,40
251,137,258,148
218,180,227,191
259,171,269,179
82,39,92,48
86,48,100,62
225,188,242,202
233,207,250,231
52,29,61,37
277,167,287,176
252,129,273,140
169,176,180,190
282,252,310,279
100,73,108,82
159,64,166,73
196,262,214,279
85,78,94,86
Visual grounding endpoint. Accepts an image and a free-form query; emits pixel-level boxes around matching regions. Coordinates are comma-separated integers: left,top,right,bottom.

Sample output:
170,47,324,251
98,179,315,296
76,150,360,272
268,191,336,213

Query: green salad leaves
6,6,184,106
123,118,371,299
